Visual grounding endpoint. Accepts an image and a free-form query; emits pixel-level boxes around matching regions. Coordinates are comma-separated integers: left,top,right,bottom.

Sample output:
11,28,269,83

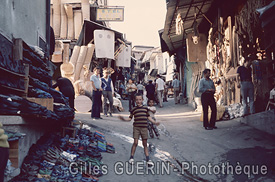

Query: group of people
124,74,182,111
198,56,275,130
90,67,115,120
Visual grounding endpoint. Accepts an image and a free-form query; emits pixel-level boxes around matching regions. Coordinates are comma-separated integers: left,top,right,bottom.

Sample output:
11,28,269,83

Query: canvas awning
162,0,213,54
76,20,124,46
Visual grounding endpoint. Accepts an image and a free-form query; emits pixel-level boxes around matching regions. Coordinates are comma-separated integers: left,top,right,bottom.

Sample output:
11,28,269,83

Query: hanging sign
94,30,114,59
96,7,124,21
117,45,131,67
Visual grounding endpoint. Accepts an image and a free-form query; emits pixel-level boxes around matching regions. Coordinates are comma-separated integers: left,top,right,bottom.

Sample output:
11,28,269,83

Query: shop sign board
96,7,124,21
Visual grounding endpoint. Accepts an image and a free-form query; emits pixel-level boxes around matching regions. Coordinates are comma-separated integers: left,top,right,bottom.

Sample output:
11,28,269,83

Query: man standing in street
199,69,217,130
137,82,144,96
101,68,114,117
155,74,165,108
52,76,75,109
146,80,155,102
237,57,255,117
172,75,180,104
126,79,137,111
91,67,103,120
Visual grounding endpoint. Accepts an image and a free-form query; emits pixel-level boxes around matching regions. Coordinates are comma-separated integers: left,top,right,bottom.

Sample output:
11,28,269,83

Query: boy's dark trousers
91,90,102,118
128,92,135,111
0,147,9,182
148,121,160,138
201,92,217,128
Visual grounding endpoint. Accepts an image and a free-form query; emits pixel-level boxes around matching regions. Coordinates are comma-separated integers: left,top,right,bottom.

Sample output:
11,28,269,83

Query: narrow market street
75,98,275,182
1,0,275,181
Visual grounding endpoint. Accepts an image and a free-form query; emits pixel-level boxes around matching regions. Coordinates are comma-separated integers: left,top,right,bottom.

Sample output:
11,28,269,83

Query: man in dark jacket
146,80,155,101
52,77,75,109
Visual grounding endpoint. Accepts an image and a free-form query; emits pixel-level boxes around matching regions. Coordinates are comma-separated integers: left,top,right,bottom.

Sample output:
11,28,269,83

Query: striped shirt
129,106,149,128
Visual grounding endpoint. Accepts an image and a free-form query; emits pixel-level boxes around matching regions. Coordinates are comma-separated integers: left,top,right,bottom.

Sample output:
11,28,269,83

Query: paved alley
75,99,275,182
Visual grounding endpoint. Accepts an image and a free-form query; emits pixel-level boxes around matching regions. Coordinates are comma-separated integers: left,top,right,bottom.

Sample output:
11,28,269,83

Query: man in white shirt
155,74,165,108
90,67,103,120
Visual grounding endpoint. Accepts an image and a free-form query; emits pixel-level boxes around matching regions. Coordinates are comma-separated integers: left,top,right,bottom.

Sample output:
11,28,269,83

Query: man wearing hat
91,67,103,120
101,68,114,117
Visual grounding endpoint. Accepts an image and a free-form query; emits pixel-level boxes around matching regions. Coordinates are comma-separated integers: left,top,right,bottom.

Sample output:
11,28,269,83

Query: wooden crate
8,140,19,168
26,98,54,111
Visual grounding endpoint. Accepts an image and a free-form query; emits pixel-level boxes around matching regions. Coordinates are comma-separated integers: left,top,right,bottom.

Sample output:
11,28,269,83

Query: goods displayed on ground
9,127,115,181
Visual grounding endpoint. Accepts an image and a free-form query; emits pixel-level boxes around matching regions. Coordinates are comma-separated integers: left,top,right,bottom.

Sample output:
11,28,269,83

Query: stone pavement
75,98,275,182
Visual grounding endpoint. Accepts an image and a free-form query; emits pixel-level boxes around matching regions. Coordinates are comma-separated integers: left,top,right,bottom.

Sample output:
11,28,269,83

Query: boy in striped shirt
119,93,160,166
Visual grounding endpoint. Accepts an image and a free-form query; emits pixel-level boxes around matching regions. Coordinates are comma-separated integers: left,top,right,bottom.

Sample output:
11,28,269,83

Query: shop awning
158,29,170,53
162,0,213,54
149,69,158,77
76,20,124,46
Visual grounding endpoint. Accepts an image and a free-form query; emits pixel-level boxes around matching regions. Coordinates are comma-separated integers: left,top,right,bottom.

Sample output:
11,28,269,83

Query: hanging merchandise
64,4,74,40
80,44,95,81
81,0,90,21
69,46,81,68
53,0,61,37
186,33,207,62
94,30,115,59
116,45,131,67
52,40,63,63
74,10,83,40
60,0,68,39
74,46,88,81
61,43,74,78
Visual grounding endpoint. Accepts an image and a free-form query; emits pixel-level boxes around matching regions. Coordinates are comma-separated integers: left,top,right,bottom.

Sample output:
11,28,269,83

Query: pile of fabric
10,128,115,182
54,104,74,121
0,94,22,115
0,94,73,121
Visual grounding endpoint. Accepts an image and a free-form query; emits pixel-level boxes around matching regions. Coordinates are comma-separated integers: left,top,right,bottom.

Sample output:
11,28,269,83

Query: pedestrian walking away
90,67,103,120
126,79,137,111
118,93,160,166
172,75,180,104
101,67,114,117
137,82,144,96
146,80,155,102
237,56,255,117
155,74,165,108
52,76,75,109
147,99,160,139
199,69,217,130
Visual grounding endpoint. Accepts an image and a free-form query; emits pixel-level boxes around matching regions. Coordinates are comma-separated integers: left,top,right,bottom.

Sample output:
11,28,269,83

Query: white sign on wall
96,8,124,21
94,30,114,59
117,45,131,67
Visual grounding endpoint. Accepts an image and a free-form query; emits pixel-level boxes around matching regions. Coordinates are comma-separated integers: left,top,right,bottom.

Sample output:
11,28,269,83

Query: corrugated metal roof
162,0,213,53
